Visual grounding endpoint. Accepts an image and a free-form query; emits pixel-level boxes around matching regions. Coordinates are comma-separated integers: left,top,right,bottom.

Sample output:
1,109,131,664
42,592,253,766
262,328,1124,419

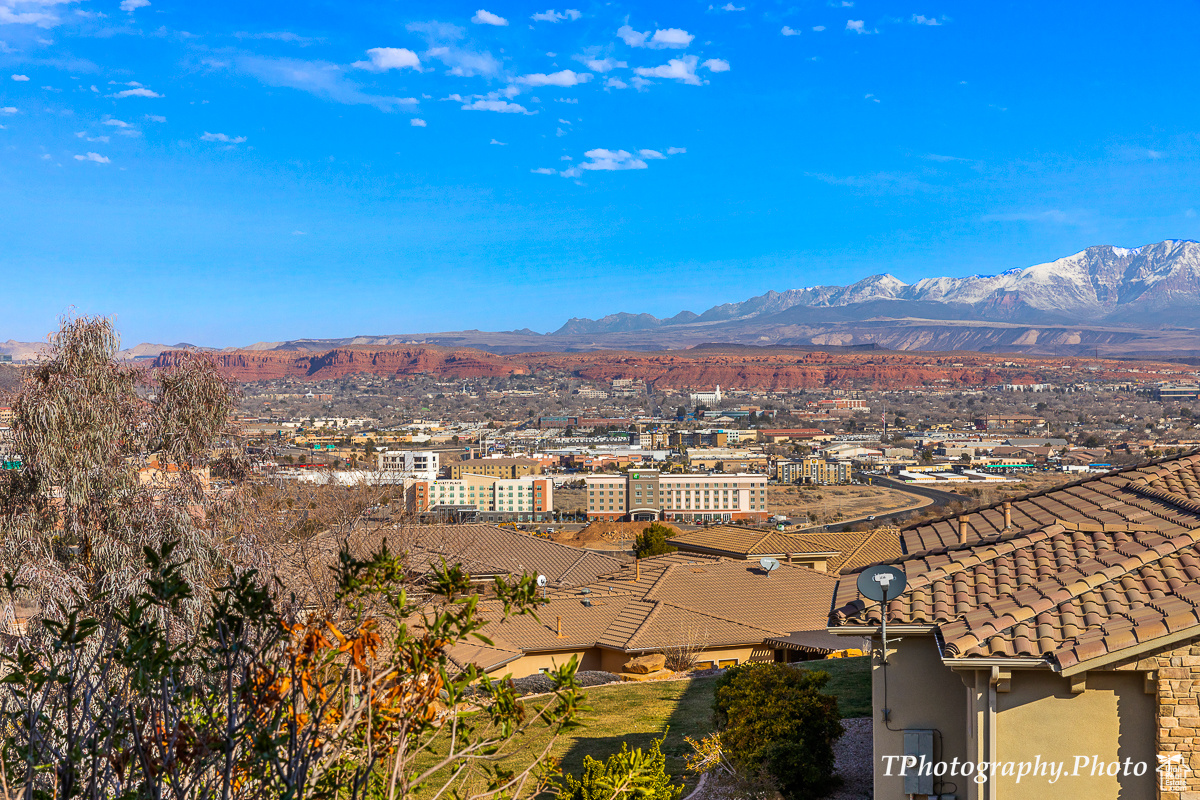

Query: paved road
797,473,960,533
857,472,964,506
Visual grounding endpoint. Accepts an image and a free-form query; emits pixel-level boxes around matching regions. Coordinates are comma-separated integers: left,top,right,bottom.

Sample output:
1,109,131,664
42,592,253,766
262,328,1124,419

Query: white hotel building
584,469,768,523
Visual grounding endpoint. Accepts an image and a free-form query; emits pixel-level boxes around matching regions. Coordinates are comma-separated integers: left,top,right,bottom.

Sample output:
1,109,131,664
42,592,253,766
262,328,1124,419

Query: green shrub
713,663,844,800
560,736,683,800
634,523,678,558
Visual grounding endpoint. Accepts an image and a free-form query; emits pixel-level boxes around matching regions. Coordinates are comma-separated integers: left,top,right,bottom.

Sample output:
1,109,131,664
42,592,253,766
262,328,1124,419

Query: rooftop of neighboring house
666,524,901,573
452,552,842,670
830,451,1200,673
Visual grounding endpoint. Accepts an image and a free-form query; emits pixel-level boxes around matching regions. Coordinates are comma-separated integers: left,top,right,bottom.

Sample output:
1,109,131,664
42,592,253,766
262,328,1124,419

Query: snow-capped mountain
555,240,1200,333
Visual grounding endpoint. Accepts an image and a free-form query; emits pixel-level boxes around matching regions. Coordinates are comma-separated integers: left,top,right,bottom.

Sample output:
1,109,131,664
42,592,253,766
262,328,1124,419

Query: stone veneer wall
1113,635,1200,799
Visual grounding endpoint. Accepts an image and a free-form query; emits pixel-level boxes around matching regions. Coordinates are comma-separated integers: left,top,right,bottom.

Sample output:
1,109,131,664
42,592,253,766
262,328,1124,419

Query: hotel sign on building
584,469,768,523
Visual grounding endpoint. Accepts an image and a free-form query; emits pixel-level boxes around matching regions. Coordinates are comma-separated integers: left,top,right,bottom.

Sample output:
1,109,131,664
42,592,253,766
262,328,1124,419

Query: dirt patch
768,485,927,526
551,520,683,549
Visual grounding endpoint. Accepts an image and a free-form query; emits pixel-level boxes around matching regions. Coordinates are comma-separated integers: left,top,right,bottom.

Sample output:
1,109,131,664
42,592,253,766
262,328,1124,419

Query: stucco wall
500,648,600,679
871,634,969,800
995,670,1153,799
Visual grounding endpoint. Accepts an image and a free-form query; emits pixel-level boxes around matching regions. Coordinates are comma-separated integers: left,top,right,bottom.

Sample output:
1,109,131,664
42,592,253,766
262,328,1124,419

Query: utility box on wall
902,729,934,796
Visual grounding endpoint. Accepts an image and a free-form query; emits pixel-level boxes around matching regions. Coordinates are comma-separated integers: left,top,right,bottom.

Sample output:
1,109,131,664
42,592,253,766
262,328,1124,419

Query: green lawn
417,657,871,797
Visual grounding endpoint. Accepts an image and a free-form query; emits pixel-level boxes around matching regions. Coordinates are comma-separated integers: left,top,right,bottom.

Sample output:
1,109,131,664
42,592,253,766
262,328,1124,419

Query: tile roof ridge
620,599,665,646
557,550,605,585
643,563,679,600
837,529,888,574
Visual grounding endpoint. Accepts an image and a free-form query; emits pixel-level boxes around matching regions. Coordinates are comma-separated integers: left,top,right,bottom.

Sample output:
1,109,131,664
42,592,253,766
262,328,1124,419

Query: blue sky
2,1,1199,345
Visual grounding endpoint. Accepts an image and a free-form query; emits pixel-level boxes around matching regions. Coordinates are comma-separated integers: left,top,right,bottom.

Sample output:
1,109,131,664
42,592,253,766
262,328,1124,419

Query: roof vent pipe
958,515,968,545
1003,501,1013,530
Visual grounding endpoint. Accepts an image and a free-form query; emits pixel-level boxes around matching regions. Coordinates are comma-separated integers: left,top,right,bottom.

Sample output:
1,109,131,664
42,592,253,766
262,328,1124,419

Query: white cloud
718,2,744,9
577,56,626,73
112,87,162,98
103,118,131,127
702,58,729,72
605,77,628,89
617,25,648,46
639,148,665,159
831,0,854,5
234,31,319,44
119,0,149,10
666,146,686,154
236,55,417,110
618,25,694,49
579,148,648,170
531,167,557,174
461,98,530,113
555,96,579,103
201,131,247,143
781,26,800,36
1,0,74,26
633,55,700,85
531,9,581,22
73,152,109,163
864,93,879,102
912,14,941,25
490,138,507,145
75,131,109,142
145,114,166,122
424,45,501,77
518,69,591,87
846,19,876,33
560,155,572,160
812,25,826,31
11,73,28,80
353,47,421,71
0,106,17,113
472,9,508,26
292,230,307,235
410,118,427,126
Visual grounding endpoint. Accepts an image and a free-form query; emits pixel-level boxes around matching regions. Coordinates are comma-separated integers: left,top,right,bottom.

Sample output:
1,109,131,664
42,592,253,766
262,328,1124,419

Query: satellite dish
857,565,907,603
759,557,780,575
536,575,548,588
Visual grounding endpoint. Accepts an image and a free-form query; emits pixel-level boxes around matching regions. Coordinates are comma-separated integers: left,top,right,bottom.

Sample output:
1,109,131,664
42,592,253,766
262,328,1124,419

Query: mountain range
5,240,1200,361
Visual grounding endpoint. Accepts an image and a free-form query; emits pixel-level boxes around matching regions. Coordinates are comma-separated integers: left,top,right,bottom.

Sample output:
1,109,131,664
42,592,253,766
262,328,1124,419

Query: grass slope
421,657,870,797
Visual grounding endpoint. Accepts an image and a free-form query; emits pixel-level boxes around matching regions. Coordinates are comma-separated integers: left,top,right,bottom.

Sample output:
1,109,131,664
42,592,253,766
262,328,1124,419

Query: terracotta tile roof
830,453,1200,671
458,552,840,670
668,525,840,560
668,525,902,575
344,524,624,589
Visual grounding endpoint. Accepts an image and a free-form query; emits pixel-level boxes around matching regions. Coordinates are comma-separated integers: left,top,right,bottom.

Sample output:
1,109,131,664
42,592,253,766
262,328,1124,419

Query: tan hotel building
584,469,768,523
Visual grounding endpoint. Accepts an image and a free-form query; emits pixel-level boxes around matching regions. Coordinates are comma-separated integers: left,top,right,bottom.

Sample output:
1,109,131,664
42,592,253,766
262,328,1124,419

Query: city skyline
1,1,1199,345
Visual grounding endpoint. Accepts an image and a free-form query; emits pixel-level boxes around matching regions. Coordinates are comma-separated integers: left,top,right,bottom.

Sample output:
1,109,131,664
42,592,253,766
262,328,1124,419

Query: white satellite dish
536,575,547,587
759,557,780,576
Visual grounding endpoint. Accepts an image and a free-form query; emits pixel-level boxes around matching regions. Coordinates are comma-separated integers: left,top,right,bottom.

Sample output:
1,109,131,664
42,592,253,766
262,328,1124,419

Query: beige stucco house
829,453,1200,799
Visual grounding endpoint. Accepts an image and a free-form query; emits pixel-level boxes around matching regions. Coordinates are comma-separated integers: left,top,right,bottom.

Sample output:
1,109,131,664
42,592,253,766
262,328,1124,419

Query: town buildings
376,449,440,480
776,457,852,485
447,457,542,480
409,473,554,522
584,469,769,523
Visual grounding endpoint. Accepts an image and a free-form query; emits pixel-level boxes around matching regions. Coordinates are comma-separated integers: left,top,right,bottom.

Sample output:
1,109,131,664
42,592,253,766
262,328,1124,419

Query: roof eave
1058,622,1200,677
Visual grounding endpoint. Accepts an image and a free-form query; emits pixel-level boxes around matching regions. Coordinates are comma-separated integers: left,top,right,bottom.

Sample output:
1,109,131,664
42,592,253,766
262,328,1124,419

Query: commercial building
409,473,554,522
1156,383,1200,401
686,448,770,473
776,457,851,485
688,385,723,406
448,457,542,480
377,449,440,480
584,469,769,523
